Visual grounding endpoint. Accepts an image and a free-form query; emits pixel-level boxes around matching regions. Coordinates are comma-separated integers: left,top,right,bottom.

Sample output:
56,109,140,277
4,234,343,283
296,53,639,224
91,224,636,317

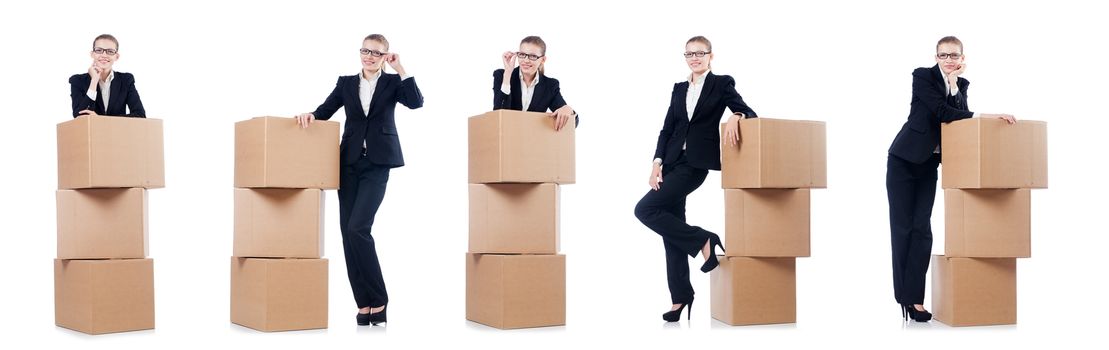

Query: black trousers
634,153,713,304
886,153,940,305
338,153,391,309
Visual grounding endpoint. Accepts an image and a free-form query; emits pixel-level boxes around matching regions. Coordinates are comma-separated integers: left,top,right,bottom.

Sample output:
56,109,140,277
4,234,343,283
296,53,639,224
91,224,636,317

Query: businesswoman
887,36,1015,322
493,36,578,129
634,36,756,322
295,34,424,326
69,34,145,118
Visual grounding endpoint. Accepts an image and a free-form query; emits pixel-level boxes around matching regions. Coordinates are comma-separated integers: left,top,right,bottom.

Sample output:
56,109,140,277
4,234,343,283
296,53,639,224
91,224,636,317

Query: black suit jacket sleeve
492,69,510,110
69,74,95,117
912,68,973,123
123,76,146,117
721,76,757,118
653,83,680,161
396,76,424,109
546,78,581,127
312,77,346,121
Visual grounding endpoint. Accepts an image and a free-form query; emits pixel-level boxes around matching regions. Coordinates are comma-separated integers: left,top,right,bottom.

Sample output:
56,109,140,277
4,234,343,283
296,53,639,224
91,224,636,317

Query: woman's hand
385,53,406,77
982,113,1016,124
649,163,663,191
295,113,315,128
502,51,516,71
550,105,574,131
723,113,742,146
78,109,98,116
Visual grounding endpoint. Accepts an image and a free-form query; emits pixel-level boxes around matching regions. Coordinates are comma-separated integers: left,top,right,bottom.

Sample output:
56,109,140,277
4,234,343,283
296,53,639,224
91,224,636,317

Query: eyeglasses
92,48,117,55
684,51,711,58
936,52,963,60
516,52,544,61
360,49,387,57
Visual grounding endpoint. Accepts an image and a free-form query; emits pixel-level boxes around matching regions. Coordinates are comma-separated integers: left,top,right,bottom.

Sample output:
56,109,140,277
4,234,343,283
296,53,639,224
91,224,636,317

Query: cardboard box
469,184,559,254
234,188,324,258
468,110,575,184
54,258,154,334
932,256,1017,326
724,189,810,257
230,258,328,332
234,116,339,189
945,189,1031,258
710,256,796,326
465,253,565,329
57,116,165,189
941,119,1047,189
721,118,827,189
56,188,147,259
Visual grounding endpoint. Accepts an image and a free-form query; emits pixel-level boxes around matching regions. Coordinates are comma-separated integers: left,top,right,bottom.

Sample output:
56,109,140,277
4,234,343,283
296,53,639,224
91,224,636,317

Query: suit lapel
107,74,124,114
690,72,715,122
677,82,690,120
345,76,363,116
529,73,547,112
510,67,523,110
366,74,388,118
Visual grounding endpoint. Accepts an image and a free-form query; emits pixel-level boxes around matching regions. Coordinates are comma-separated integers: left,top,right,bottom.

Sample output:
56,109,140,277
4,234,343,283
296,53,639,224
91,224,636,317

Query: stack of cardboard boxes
711,118,827,325
465,110,574,329
230,117,338,332
55,115,164,334
933,118,1047,326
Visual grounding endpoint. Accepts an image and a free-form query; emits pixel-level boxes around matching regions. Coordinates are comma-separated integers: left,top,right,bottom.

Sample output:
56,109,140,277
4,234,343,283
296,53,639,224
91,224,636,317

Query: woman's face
517,42,545,76
935,42,964,74
360,40,388,72
685,41,712,75
89,39,118,71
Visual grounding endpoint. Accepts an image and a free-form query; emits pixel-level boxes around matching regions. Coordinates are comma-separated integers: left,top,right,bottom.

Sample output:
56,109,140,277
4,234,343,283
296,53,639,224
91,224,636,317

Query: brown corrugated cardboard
468,110,575,184
469,184,559,254
465,253,565,329
57,116,165,189
230,257,328,332
721,118,827,189
56,188,147,259
54,258,154,334
724,189,810,257
710,256,796,326
234,117,339,189
234,188,324,258
932,255,1017,326
941,119,1048,189
945,189,1030,258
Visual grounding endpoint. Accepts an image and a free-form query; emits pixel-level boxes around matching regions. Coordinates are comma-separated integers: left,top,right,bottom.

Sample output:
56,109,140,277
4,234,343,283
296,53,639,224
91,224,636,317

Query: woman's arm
492,69,510,109
69,74,94,118
912,69,973,124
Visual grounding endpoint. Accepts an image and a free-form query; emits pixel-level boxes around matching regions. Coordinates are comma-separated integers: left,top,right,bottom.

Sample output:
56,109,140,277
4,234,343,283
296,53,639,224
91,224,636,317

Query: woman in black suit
492,36,578,129
886,36,1015,322
634,36,756,322
294,34,424,326
68,34,145,118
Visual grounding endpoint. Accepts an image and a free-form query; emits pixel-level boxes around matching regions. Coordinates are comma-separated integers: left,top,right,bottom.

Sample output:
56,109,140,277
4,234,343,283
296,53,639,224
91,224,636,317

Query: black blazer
312,73,424,167
68,72,146,118
492,67,579,126
653,72,757,171
888,64,973,164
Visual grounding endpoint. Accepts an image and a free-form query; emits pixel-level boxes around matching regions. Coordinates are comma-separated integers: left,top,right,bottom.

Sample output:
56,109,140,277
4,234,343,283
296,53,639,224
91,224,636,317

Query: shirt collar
360,69,382,84
519,68,540,88
688,70,710,86
99,70,115,85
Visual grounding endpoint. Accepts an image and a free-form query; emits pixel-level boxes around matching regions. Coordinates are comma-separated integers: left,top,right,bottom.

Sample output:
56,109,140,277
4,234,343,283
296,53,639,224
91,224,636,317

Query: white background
1,0,1105,348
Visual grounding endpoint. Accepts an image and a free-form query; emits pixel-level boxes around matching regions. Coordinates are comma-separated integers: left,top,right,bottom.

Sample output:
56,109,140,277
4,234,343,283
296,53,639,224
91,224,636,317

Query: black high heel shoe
700,233,725,273
356,305,388,326
902,304,932,322
368,305,387,325
662,299,693,322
